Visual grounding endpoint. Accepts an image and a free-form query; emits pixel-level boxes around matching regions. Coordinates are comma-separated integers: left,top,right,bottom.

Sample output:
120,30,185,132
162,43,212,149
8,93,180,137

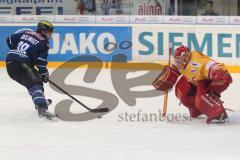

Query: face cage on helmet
174,52,190,69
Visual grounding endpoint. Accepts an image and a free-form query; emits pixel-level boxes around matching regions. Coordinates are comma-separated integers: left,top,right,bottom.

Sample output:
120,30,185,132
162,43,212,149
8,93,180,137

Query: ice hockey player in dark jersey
6,20,57,120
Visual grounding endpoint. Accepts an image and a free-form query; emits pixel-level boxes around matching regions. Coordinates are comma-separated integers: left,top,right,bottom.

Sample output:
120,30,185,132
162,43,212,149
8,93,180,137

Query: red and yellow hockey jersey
177,51,227,84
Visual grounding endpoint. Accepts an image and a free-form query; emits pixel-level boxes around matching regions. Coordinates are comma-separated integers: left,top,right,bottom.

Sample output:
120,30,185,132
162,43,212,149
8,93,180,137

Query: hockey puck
97,116,102,119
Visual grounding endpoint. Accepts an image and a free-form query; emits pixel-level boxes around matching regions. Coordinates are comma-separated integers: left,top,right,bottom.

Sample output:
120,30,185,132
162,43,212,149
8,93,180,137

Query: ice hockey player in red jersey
153,45,233,124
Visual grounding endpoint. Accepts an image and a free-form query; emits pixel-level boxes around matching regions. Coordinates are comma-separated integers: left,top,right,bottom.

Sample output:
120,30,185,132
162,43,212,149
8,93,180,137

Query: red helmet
174,45,190,69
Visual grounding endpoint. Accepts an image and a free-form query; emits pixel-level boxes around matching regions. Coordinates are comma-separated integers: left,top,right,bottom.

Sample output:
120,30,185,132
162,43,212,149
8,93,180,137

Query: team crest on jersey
190,62,200,67
191,68,198,73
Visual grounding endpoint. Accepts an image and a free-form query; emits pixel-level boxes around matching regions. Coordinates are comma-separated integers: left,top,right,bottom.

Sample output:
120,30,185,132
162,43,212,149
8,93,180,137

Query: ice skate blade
209,118,229,124
39,113,59,121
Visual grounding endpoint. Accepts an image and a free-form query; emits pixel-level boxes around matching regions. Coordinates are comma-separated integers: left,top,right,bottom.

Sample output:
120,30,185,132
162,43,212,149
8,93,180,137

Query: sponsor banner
96,15,129,24
95,0,172,16
164,16,196,24
0,25,132,62
0,0,77,15
0,15,240,25
132,24,240,65
229,16,240,25
131,0,169,15
55,15,95,23
1,23,240,66
13,15,38,22
197,16,229,24
36,15,55,22
130,15,163,24
0,15,13,22
13,15,55,23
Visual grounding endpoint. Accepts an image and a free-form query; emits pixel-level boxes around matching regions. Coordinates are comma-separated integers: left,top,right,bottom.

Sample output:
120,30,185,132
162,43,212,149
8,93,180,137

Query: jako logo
49,32,116,55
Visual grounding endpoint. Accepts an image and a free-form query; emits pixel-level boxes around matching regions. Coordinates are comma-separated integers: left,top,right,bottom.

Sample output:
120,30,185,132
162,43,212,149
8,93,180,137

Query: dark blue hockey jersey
6,30,49,75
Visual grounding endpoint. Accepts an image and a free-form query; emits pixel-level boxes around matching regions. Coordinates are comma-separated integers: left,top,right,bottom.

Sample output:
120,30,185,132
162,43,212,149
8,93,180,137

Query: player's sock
29,85,57,119
35,99,52,110
28,84,48,109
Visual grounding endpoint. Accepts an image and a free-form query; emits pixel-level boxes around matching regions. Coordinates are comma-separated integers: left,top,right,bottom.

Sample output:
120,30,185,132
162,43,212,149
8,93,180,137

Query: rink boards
0,23,240,72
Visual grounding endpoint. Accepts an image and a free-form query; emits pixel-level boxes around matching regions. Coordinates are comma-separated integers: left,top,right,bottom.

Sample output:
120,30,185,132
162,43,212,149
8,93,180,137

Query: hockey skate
206,92,229,124
35,99,58,120
207,109,229,124
37,106,58,120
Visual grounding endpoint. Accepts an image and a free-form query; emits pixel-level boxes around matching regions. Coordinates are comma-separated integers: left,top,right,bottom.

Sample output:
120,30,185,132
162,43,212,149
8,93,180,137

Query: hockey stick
49,80,109,113
162,43,173,117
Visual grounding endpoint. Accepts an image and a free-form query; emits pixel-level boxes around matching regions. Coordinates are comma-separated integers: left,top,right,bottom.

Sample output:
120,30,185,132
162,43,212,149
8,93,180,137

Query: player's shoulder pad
25,31,47,41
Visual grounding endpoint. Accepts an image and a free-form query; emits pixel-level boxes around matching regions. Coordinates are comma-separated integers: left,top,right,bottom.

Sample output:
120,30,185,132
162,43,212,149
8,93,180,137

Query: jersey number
17,41,30,55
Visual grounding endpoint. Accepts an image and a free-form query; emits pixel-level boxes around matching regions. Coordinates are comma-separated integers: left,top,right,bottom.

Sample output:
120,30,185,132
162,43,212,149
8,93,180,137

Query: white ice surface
0,68,239,160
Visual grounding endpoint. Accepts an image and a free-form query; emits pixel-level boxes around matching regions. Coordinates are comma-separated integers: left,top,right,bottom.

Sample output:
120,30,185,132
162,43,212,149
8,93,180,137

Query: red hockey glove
152,66,180,91
207,64,232,94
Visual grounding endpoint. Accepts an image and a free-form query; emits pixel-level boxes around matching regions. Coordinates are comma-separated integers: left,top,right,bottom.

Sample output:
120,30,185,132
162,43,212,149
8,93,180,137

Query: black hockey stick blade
90,108,110,113
49,80,109,113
